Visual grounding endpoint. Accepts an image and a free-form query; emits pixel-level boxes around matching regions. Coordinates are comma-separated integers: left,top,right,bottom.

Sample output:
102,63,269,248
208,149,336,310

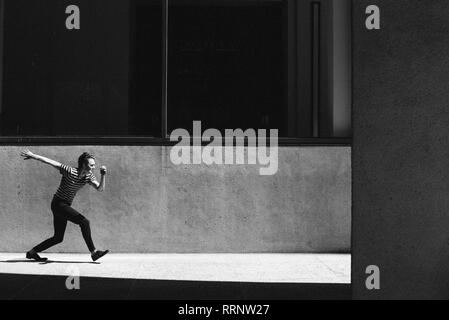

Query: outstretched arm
20,150,62,170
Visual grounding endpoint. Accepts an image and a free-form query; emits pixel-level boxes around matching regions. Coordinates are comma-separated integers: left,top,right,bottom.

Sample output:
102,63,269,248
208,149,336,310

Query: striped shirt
55,164,97,204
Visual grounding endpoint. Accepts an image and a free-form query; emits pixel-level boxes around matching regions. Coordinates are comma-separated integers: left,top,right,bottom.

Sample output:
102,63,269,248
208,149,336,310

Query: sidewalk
0,253,350,283
0,253,350,299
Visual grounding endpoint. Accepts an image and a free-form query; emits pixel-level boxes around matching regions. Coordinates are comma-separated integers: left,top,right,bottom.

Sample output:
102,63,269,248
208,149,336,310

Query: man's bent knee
53,235,64,244
79,217,90,227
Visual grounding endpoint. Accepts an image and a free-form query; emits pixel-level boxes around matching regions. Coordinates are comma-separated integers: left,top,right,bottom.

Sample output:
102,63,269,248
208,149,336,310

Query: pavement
0,253,350,299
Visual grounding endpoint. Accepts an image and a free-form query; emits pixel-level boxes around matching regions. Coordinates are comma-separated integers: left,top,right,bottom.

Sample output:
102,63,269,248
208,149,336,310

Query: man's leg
79,218,96,253
32,214,67,253
56,202,109,261
27,214,67,261
57,204,96,252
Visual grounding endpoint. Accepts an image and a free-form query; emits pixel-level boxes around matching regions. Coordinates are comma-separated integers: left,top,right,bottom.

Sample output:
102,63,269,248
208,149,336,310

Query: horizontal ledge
136,0,285,5
0,136,352,147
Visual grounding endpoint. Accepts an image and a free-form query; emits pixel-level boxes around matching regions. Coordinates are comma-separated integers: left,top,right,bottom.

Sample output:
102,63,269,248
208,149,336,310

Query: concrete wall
0,146,350,253
353,0,449,299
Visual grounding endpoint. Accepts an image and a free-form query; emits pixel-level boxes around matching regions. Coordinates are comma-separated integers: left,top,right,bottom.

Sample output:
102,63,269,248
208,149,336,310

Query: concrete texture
353,0,449,299
0,146,350,253
0,253,350,284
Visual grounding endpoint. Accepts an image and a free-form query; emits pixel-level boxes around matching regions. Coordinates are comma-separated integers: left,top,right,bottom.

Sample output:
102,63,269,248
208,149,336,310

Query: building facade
0,0,351,253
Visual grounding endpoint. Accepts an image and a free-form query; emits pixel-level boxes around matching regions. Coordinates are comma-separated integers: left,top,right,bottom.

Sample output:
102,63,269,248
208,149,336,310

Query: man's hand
93,166,107,192
20,149,35,160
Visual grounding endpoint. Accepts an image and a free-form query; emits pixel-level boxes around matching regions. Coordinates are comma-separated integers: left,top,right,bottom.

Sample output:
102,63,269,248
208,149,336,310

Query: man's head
78,152,95,175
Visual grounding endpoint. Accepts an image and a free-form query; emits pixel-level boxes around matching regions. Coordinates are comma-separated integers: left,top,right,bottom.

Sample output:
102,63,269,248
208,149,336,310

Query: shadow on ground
0,273,350,300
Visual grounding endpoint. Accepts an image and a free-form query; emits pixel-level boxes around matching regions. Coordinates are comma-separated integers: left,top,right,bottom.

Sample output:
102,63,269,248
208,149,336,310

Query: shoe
26,251,48,262
91,250,109,262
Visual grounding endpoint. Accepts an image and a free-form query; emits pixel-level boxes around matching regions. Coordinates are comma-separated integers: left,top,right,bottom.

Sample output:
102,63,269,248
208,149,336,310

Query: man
20,150,109,262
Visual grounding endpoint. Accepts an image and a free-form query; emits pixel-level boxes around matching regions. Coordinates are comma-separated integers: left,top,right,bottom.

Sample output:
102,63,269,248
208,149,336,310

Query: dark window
130,1,163,136
1,0,132,136
168,0,286,136
0,0,351,143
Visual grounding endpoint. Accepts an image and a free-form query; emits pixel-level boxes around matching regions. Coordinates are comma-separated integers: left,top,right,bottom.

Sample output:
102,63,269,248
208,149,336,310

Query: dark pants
33,196,96,253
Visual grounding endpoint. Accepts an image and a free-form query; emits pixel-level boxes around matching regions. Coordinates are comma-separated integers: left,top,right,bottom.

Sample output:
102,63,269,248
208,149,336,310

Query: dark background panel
131,1,162,136
1,0,130,136
167,1,286,136
0,0,349,141
353,0,449,299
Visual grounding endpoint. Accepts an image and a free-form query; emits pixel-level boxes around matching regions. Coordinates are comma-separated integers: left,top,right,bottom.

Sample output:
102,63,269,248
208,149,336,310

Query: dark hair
78,152,95,170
